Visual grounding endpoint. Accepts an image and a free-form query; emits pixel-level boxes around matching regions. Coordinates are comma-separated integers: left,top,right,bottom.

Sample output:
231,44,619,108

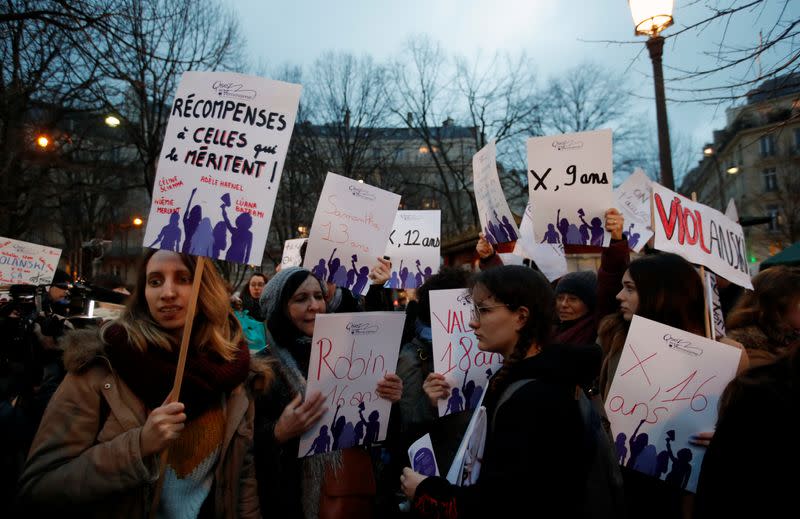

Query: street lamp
629,0,675,190
132,216,144,226
104,115,121,128
35,134,50,149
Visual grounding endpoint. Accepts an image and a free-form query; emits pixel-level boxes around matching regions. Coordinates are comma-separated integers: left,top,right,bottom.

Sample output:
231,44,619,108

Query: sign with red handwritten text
604,315,741,493
0,237,61,286
299,311,405,457
430,289,503,417
512,202,567,282
384,210,440,290
473,140,519,245
281,238,307,268
527,129,613,247
614,168,654,253
303,173,401,296
652,184,753,289
143,71,301,264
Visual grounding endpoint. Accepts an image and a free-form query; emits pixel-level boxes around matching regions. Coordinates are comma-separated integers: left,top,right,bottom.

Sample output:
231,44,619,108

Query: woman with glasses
401,265,599,517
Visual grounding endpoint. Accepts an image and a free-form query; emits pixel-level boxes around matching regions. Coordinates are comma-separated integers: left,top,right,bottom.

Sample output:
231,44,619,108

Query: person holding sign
18,250,259,517
400,265,598,517
252,266,402,519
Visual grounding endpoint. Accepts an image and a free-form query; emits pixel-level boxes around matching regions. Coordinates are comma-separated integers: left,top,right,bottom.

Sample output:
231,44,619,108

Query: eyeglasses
471,302,509,322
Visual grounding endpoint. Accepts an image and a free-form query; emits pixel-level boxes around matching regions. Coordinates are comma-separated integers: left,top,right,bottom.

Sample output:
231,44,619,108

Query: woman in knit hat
253,266,402,519
18,250,260,518
554,269,598,345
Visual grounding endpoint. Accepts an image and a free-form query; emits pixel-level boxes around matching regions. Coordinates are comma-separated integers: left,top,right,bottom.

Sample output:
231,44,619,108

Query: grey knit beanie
555,270,597,310
259,267,327,321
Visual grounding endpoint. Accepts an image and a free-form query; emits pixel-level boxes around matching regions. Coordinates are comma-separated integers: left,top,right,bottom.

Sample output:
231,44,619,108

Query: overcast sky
231,0,798,175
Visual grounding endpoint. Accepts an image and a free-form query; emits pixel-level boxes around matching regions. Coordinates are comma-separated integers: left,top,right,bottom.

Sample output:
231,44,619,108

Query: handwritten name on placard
604,315,741,493
473,140,519,245
652,184,753,289
299,312,405,457
143,71,301,264
0,237,62,286
430,289,503,417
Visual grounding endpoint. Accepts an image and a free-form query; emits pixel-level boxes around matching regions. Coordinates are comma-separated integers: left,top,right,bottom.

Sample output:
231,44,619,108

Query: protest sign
473,140,519,245
299,311,405,457
143,71,301,264
281,238,307,268
384,210,440,289
527,129,613,247
604,315,741,492
408,433,440,477
705,272,725,341
652,184,753,289
430,288,503,417
614,169,654,253
303,173,400,295
512,203,568,282
446,406,487,487
725,198,739,223
0,237,61,286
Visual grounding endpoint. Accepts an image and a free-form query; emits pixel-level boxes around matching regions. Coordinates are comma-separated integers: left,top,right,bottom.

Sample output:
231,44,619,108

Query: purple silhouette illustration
655,449,670,479
189,217,214,257
150,212,182,251
350,254,370,294
499,214,518,241
220,196,253,264
623,223,641,250
354,401,381,448
311,259,327,281
615,432,628,465
634,444,658,476
330,405,355,450
578,209,591,244
555,208,589,245
463,380,476,411
414,260,427,287
181,188,202,254
212,221,227,259
327,249,341,283
664,431,693,489
485,220,500,245
492,215,509,243
387,271,400,289
333,265,348,287
626,418,649,469
541,223,560,244
589,217,604,246
444,388,464,415
305,425,331,456
399,259,417,289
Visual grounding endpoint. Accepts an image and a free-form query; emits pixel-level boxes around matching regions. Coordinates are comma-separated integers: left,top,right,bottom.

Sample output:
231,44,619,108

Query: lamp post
629,0,675,190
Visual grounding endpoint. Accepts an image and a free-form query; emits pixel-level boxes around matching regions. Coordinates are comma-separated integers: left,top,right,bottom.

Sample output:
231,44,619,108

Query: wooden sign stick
691,193,712,339
150,255,207,516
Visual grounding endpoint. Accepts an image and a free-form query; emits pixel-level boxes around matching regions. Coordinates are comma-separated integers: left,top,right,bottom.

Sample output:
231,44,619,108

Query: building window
767,204,780,232
759,134,776,157
763,168,778,192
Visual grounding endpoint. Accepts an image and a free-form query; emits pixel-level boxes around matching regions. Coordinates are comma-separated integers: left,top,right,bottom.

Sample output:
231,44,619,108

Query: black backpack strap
490,378,535,434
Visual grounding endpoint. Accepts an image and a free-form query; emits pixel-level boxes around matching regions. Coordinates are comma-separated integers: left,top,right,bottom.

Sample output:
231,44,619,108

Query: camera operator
0,269,73,504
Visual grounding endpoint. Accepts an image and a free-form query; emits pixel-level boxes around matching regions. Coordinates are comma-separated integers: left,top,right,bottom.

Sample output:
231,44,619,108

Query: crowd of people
1,207,799,518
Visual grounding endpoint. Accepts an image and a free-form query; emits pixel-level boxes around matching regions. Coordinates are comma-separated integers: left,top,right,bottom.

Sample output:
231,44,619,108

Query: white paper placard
0,237,62,286
705,272,726,341
299,311,405,457
384,210,440,289
473,140,519,245
614,168,654,253
303,173,400,295
604,315,742,492
430,288,503,417
512,202,568,282
446,406,487,487
408,433,440,477
724,199,739,223
281,238,307,268
652,184,753,289
527,129,613,247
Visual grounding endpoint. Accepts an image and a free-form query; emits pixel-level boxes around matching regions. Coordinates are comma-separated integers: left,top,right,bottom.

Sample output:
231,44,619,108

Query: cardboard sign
512,202,568,282
0,237,61,286
303,173,400,296
652,184,753,289
430,289,503,417
143,71,301,264
614,169,654,253
408,433,440,477
281,238,307,268
473,140,519,245
384,210,441,289
527,129,613,247
299,311,405,457
604,315,741,492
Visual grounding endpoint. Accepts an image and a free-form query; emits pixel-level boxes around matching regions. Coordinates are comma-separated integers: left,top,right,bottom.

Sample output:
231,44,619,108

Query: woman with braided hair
400,265,600,518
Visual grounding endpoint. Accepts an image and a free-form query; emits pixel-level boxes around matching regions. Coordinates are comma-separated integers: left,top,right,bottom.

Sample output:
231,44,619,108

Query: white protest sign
281,238,307,268
430,289,503,417
614,169,654,253
446,406,487,487
384,210,440,289
604,315,741,493
725,199,739,223
303,173,400,296
473,140,519,245
299,311,405,457
0,237,62,286
652,184,753,289
143,71,301,264
527,129,613,247
408,433,440,477
705,272,725,341
513,202,568,282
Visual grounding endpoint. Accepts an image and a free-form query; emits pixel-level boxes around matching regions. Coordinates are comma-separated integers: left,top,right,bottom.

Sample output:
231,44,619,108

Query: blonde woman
18,250,260,518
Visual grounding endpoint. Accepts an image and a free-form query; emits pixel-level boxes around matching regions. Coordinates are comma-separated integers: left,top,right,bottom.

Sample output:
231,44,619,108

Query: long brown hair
102,249,243,361
726,265,800,344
